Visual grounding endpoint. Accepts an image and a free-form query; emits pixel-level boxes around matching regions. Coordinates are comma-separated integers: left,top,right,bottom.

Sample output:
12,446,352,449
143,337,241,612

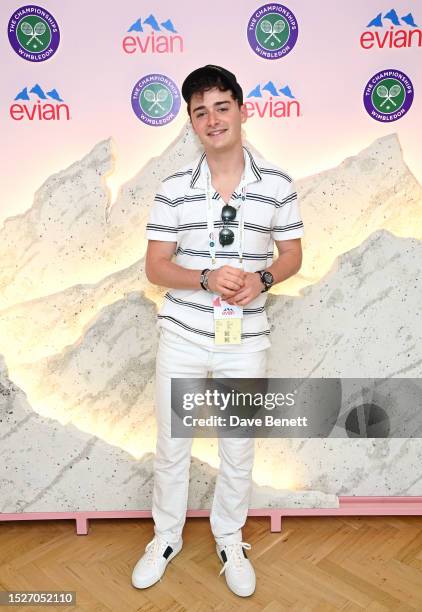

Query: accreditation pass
212,296,243,345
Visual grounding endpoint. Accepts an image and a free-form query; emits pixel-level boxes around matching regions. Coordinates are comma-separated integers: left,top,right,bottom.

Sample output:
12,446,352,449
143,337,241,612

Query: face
189,87,247,153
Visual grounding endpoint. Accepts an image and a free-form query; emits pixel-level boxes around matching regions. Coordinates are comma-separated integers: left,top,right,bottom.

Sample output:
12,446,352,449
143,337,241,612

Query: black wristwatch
200,268,212,292
256,270,274,292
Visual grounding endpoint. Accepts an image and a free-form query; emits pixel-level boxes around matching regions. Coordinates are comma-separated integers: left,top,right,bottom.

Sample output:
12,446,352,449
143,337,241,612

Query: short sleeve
271,179,304,241
145,180,179,242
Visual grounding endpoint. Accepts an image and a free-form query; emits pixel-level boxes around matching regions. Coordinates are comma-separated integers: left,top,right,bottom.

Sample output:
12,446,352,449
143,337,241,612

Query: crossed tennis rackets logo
20,20,46,45
260,18,285,43
143,88,169,112
376,84,402,107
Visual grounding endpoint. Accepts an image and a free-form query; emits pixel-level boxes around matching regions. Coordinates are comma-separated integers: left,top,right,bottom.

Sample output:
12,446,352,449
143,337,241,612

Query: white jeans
152,328,268,545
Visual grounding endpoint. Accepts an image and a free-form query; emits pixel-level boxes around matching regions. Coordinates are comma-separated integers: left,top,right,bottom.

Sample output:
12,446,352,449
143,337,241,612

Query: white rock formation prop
0,355,338,512
267,230,421,379
1,131,421,511
8,231,421,500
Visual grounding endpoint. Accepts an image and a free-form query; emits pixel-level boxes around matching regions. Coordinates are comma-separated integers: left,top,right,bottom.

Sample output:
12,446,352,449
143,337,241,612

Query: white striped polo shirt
145,145,304,352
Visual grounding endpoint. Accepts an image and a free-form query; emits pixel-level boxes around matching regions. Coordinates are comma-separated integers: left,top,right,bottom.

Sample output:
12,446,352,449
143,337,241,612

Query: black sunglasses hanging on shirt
219,204,237,246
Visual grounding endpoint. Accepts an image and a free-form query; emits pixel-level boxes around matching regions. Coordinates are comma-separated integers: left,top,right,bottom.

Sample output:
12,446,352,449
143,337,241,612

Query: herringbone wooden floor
1,516,422,611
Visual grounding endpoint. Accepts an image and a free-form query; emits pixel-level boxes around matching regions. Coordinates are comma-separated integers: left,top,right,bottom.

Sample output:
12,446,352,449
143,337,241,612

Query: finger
232,292,249,304
219,288,238,298
221,287,242,300
234,292,253,305
221,279,243,291
223,276,244,289
226,268,246,280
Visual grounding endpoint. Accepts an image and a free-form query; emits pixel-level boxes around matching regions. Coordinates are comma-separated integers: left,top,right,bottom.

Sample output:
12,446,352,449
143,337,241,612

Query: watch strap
200,268,211,291
256,270,271,292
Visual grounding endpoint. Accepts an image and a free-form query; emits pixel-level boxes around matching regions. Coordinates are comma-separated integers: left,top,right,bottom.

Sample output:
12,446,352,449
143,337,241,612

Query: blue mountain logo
127,15,177,33
367,9,418,27
14,84,63,101
247,81,295,99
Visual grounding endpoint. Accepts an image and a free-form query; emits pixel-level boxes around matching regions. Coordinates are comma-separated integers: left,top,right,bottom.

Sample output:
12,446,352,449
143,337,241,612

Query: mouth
208,129,228,137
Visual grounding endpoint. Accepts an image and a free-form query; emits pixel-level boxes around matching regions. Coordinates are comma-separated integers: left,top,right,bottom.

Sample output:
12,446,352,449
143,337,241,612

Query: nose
207,110,220,127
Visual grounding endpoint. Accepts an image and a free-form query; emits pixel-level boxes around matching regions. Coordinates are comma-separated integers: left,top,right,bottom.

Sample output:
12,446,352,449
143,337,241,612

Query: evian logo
10,84,70,121
122,14,183,54
360,8,421,49
244,81,300,119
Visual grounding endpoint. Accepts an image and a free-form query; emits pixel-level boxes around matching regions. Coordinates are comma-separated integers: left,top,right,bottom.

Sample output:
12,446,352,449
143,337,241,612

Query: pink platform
2,497,422,535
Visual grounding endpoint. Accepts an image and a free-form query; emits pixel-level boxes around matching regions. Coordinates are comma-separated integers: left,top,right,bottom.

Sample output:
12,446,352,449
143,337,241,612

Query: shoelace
218,541,252,575
144,537,167,567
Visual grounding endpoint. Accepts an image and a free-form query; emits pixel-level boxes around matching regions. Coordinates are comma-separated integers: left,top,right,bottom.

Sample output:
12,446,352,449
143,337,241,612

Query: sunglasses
219,204,237,246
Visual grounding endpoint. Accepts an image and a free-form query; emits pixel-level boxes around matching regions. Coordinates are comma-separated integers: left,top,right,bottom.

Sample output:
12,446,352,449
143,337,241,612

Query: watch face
262,271,273,285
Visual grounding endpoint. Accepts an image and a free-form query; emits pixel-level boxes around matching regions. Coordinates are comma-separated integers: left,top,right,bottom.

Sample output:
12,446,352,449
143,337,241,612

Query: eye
219,107,229,112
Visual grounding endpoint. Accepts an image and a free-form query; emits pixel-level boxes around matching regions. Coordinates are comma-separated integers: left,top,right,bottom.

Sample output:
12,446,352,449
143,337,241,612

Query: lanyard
206,169,246,268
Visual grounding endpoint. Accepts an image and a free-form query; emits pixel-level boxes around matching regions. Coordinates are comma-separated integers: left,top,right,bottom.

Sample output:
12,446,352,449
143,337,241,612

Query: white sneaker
216,541,256,597
131,535,183,589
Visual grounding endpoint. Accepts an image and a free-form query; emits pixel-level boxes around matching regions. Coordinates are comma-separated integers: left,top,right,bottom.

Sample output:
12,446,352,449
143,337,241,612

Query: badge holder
212,296,243,345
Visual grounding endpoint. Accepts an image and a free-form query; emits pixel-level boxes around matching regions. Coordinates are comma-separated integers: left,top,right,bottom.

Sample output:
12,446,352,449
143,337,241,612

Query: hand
207,265,246,296
222,272,263,306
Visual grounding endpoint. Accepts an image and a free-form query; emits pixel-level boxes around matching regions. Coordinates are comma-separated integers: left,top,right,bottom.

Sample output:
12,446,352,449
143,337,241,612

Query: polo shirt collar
189,146,262,190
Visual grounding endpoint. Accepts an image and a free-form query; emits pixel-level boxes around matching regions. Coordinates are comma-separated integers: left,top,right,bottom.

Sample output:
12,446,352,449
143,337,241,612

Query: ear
240,103,248,124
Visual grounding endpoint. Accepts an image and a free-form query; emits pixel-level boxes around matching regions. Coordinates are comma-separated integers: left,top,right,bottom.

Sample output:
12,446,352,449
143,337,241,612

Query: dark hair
185,74,243,117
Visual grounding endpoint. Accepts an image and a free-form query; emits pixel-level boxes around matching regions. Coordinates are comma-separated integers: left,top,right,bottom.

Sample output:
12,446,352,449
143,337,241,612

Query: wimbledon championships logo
247,3,298,59
363,69,414,122
7,5,60,62
131,74,180,126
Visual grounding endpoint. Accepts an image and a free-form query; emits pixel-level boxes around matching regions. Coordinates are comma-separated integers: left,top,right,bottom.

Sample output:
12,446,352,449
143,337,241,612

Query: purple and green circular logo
247,3,298,59
131,74,181,126
363,69,414,122
8,5,60,62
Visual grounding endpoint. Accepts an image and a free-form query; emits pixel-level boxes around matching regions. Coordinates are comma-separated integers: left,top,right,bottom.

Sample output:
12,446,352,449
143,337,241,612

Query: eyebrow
191,100,231,114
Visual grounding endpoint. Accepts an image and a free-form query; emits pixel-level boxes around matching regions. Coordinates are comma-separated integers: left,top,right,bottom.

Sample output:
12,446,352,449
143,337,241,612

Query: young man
132,65,303,597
